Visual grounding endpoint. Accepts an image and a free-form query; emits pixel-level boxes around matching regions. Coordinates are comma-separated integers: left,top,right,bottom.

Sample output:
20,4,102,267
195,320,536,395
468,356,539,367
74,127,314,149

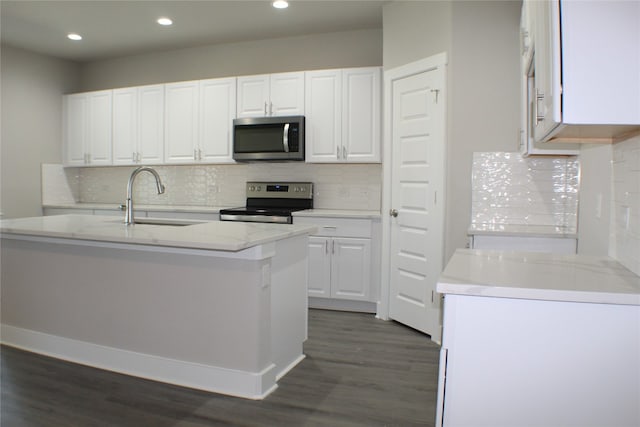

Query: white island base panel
437,294,640,427
0,235,309,400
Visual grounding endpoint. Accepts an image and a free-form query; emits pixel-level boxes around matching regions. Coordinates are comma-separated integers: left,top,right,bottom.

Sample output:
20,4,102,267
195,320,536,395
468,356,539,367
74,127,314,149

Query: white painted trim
0,234,276,260
1,324,278,400
309,297,377,313
275,354,306,381
380,52,448,321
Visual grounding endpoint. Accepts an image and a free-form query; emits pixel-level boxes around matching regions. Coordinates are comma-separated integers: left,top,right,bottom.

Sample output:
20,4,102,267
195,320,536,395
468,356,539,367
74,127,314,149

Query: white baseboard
275,353,305,381
1,324,277,400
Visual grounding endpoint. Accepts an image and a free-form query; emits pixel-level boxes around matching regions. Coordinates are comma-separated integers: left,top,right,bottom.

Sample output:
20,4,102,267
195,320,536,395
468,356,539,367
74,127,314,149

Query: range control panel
246,182,313,199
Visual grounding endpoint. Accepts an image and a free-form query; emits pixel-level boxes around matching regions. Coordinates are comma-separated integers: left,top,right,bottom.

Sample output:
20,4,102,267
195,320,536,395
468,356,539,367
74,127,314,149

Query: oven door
233,116,304,161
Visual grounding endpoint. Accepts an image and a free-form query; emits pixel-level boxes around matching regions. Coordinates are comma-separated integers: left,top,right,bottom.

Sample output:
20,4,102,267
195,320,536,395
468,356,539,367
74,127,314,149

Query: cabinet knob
390,209,398,217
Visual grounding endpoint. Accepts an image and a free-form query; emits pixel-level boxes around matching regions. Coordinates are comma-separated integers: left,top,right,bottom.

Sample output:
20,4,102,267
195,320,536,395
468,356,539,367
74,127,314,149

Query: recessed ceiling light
272,1,288,9
157,17,173,26
67,33,82,41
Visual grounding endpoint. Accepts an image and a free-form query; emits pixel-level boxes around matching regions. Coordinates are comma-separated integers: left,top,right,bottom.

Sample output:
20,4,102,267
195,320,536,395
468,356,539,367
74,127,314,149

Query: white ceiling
0,0,385,63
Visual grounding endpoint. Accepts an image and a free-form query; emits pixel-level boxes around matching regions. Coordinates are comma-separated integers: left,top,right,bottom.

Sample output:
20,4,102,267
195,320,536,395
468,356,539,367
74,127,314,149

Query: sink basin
131,218,206,227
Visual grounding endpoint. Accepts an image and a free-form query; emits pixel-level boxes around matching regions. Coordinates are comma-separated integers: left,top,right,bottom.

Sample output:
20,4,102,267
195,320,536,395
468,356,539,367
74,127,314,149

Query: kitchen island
0,214,316,399
435,249,640,427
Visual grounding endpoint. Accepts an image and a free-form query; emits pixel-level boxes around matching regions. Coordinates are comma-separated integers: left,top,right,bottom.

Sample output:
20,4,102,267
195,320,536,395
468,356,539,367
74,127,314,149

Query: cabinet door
331,237,371,301
199,77,236,163
165,81,199,163
138,85,165,164
305,70,342,163
63,94,87,166
236,75,270,118
307,236,331,298
86,90,112,165
270,71,305,116
342,67,381,163
533,0,561,142
112,87,137,165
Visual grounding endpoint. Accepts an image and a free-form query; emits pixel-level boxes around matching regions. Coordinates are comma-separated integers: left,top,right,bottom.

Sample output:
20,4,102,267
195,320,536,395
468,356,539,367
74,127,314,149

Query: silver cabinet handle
325,240,329,255
283,123,290,152
264,102,268,115
132,152,136,162
390,209,398,217
331,240,335,254
343,146,347,160
138,152,142,163
536,90,545,124
269,102,273,116
337,146,341,160
194,149,198,160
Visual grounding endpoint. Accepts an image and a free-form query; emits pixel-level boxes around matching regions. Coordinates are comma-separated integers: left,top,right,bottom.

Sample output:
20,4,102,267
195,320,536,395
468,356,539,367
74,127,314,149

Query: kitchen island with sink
0,214,316,399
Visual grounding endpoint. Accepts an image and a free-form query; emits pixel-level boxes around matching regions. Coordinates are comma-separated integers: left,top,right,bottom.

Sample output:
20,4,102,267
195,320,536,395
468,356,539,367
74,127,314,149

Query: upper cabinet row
521,0,640,154
63,67,381,167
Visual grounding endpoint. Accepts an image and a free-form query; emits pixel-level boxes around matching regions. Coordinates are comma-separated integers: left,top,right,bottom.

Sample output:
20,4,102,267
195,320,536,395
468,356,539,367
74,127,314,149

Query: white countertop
0,215,316,252
43,203,228,213
43,204,381,219
293,209,380,219
468,223,578,238
437,249,640,305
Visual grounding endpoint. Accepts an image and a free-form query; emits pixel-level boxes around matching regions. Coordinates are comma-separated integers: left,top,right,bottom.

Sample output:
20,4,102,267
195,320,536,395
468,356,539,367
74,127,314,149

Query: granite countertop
437,249,640,306
0,214,316,252
468,223,578,238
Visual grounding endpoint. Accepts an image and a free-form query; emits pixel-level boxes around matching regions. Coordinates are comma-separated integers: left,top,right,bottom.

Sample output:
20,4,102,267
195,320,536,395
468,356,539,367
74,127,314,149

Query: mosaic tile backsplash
56,163,381,211
610,135,640,275
471,152,580,231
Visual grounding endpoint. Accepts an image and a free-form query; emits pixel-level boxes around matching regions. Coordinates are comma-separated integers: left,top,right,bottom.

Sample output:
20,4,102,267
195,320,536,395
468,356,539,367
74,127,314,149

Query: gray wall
0,45,79,219
383,0,521,261
447,1,521,259
382,1,452,70
79,29,382,91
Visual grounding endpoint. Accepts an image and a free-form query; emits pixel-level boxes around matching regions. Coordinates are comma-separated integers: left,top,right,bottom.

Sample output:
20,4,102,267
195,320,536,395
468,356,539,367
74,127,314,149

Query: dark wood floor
1,309,441,427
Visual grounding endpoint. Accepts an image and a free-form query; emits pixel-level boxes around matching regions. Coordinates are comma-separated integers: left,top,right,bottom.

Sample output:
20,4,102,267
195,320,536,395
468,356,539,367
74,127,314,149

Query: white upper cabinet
63,90,112,166
342,67,381,162
199,77,236,163
530,0,640,144
305,69,342,162
137,85,165,164
519,2,577,156
236,71,304,118
112,85,164,165
305,67,381,163
165,78,237,164
164,81,199,164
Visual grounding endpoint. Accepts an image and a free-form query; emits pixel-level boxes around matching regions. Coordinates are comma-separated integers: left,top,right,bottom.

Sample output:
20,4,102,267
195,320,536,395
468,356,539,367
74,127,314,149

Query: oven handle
283,123,290,153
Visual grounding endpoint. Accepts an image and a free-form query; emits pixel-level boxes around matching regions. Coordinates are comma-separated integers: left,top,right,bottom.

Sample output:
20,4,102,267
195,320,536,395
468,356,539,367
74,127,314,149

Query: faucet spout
125,166,165,225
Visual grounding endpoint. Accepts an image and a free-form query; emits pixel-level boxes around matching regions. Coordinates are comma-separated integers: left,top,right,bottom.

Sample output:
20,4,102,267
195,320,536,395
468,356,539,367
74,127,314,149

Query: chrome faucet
125,166,165,225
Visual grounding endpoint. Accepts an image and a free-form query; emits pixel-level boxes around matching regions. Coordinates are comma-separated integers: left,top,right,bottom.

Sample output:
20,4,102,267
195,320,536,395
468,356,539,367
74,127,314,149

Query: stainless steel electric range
219,182,313,224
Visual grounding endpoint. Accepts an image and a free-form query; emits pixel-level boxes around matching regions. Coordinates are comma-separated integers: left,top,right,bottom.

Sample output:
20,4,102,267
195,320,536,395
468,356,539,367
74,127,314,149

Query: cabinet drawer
294,216,372,238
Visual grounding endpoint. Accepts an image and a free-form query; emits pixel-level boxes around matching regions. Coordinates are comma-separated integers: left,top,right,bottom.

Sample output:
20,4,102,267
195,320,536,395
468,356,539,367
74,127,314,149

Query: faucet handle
119,204,126,211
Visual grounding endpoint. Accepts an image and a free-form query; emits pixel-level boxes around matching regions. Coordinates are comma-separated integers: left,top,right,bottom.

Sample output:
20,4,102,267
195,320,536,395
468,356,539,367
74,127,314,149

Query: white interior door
388,59,446,340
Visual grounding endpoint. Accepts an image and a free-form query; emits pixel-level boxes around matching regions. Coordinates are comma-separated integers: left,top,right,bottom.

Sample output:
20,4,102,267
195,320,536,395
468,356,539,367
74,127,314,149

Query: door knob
390,209,398,217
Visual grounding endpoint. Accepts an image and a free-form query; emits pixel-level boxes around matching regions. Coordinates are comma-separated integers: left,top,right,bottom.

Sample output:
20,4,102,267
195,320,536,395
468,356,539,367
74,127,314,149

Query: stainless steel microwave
233,116,305,161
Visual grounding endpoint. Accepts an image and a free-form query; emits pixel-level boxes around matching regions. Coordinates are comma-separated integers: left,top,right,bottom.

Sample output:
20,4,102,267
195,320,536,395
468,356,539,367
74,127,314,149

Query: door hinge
431,89,440,103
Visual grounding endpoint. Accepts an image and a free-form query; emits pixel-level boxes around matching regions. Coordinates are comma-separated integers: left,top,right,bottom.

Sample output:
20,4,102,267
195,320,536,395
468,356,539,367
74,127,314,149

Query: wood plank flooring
1,309,441,427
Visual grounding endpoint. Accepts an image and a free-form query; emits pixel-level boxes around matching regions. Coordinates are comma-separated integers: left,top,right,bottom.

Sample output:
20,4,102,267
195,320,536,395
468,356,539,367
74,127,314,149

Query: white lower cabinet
308,236,371,301
436,294,640,427
296,215,379,311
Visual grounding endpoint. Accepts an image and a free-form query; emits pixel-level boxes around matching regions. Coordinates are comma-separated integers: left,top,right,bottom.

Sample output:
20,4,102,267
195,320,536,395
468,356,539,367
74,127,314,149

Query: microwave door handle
283,123,290,152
